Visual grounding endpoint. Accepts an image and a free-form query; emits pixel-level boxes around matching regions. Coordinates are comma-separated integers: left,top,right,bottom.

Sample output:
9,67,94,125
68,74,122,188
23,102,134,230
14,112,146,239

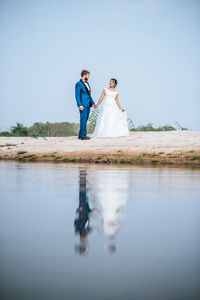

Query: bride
91,79,130,138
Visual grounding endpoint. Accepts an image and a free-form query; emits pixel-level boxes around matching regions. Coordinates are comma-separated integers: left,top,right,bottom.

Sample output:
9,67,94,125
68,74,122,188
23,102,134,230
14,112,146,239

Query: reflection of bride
88,170,129,253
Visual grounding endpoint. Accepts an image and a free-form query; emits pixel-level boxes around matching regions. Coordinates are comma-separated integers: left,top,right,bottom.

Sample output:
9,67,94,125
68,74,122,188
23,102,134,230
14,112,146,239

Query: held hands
79,104,98,110
80,104,123,111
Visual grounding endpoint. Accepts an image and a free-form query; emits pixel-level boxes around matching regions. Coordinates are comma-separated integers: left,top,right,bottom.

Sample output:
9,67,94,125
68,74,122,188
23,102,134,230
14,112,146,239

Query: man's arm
75,82,82,108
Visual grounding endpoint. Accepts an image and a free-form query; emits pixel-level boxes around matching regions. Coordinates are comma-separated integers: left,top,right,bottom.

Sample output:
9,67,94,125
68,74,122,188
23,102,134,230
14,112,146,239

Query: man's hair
81,70,90,77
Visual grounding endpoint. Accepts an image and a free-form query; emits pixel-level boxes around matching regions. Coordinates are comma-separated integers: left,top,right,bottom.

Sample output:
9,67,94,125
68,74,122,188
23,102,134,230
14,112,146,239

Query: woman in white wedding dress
91,79,130,138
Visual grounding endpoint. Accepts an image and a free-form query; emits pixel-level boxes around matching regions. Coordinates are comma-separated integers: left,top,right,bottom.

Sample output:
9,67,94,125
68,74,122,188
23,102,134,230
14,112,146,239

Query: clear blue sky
0,0,199,130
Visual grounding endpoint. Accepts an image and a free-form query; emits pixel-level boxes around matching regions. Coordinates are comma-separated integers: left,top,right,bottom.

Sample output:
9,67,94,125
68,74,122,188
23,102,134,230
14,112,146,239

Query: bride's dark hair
110,78,117,87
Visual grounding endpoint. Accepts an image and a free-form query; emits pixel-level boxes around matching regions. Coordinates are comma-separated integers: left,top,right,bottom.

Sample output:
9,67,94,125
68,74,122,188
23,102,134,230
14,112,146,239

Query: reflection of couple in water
74,168,128,256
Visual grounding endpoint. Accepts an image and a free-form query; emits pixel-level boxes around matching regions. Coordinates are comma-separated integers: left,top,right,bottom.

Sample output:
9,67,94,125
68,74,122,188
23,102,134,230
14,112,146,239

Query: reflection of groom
75,70,97,140
74,168,93,256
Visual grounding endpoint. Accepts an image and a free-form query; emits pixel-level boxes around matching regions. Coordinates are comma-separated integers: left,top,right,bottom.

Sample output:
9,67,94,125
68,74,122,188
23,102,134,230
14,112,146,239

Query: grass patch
54,156,62,159
0,144,17,147
63,157,77,162
15,156,24,160
17,151,27,155
151,153,160,156
22,154,37,159
42,154,48,157
117,155,145,164
96,156,103,160
30,155,38,159
150,159,159,163
135,155,144,163
118,158,129,163
191,155,200,160
129,157,135,163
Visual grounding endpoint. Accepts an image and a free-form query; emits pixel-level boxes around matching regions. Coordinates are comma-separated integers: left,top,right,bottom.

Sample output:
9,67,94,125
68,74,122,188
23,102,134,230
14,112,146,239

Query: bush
10,123,28,136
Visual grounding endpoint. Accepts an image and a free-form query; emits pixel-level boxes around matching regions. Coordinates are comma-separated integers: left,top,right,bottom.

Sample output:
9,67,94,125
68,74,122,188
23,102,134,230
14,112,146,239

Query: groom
75,70,97,140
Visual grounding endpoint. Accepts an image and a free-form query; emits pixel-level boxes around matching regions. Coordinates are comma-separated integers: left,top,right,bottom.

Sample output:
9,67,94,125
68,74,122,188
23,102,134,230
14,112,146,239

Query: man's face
84,73,90,81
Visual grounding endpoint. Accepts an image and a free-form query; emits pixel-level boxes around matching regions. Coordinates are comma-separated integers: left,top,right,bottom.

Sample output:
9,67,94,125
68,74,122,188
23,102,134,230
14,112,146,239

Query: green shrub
17,151,27,155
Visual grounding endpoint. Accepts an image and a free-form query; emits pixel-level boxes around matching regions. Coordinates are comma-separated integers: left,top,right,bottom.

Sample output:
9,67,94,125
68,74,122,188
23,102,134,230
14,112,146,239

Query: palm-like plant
87,108,100,133
11,122,28,136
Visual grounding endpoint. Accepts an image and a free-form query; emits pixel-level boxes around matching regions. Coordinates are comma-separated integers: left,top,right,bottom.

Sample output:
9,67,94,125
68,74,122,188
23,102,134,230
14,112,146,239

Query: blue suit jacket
75,80,95,108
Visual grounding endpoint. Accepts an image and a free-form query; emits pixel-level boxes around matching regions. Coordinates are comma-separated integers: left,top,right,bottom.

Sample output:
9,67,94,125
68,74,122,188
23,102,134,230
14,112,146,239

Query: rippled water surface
0,161,200,300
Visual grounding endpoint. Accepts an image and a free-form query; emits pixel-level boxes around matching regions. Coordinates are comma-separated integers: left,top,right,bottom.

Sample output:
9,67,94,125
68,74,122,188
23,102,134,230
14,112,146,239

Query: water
0,160,200,300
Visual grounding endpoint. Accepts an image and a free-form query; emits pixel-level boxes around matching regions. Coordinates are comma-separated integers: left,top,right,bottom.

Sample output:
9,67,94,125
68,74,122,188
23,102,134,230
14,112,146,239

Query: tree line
0,122,80,137
0,118,188,137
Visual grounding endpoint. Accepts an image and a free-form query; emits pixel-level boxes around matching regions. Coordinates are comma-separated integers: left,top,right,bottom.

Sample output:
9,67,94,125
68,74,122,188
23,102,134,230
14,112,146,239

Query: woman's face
109,80,115,88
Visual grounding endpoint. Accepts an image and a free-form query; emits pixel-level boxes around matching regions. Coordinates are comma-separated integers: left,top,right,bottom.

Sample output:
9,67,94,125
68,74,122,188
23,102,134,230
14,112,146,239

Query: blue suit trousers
78,106,90,138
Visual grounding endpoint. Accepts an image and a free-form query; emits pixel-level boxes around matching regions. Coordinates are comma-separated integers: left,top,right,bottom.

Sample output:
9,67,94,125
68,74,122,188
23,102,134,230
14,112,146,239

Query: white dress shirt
84,80,90,92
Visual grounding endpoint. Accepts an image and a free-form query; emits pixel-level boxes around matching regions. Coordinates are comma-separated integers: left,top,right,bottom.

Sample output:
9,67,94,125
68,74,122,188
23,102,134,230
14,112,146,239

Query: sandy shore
0,131,200,166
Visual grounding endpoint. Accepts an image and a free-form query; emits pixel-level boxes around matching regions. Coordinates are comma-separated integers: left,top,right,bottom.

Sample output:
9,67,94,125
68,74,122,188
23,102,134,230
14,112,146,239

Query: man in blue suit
75,70,97,140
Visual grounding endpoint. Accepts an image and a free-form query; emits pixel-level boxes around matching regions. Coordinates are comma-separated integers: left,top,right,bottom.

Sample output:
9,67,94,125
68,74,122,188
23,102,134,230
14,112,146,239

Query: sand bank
0,131,200,166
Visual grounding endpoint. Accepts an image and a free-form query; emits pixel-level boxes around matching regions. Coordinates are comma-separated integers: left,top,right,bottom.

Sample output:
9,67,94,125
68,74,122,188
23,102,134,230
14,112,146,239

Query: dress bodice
103,88,118,107
104,88,118,99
